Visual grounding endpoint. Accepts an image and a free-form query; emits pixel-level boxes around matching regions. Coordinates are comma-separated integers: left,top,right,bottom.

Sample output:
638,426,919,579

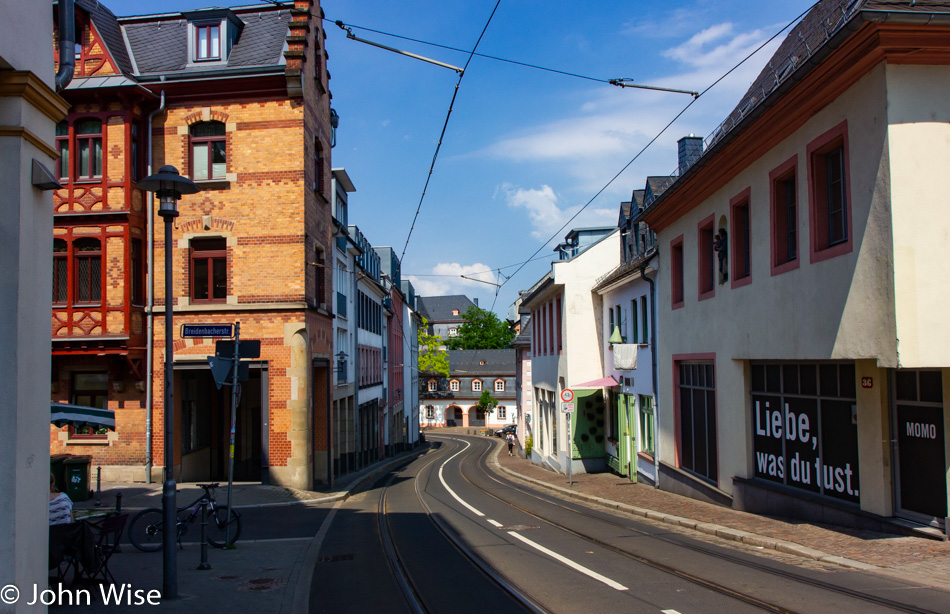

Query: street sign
560,388,574,403
561,402,575,413
208,356,232,390
207,356,250,389
181,323,234,338
215,340,261,359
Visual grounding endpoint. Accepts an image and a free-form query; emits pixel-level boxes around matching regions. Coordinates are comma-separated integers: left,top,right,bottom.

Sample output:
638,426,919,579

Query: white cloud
407,262,501,297
499,183,616,240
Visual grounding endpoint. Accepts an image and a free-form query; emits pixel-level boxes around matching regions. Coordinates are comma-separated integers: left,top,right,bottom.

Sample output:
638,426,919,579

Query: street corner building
49,0,337,490
635,0,950,535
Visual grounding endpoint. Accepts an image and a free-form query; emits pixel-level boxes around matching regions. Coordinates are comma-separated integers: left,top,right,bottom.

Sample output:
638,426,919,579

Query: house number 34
861,377,873,389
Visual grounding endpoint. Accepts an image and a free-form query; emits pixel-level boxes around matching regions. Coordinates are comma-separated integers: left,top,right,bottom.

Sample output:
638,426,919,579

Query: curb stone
486,438,879,572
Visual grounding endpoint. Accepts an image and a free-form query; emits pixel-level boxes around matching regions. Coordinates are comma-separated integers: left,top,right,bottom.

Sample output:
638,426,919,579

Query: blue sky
123,0,815,317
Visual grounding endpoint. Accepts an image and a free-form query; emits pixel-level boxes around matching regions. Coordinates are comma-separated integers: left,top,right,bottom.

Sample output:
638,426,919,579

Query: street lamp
136,165,199,599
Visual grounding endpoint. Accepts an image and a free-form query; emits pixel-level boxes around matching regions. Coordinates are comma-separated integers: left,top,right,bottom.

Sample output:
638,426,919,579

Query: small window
731,189,752,287
639,395,655,456
448,328,458,337
190,121,226,181
53,239,68,304
70,372,109,439
74,238,102,304
671,236,684,308
425,406,435,420
450,380,459,392
195,24,221,61
314,137,325,194
75,119,102,180
808,121,851,262
698,215,715,299
497,405,507,420
495,380,505,392
190,238,227,302
770,156,799,275
472,380,482,392
428,380,437,392
131,238,144,305
451,309,459,316
640,295,648,344
56,121,70,180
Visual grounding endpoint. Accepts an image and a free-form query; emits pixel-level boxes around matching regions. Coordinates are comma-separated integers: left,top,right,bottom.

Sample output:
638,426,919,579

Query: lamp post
137,165,199,599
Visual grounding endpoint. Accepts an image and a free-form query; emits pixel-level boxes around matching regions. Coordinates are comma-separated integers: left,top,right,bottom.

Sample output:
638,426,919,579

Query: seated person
49,473,73,525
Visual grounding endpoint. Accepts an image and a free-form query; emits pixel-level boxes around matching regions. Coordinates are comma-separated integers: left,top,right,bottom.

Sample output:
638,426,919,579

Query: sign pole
567,416,572,487
225,321,240,547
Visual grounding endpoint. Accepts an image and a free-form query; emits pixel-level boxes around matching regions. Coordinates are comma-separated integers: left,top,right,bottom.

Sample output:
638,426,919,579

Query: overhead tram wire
327,18,698,96
489,1,816,312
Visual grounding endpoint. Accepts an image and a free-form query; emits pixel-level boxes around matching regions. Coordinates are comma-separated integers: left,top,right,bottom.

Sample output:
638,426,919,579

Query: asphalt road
303,435,950,614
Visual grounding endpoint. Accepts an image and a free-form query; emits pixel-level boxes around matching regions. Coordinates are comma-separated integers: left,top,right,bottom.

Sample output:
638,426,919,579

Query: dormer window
195,24,221,61
183,8,243,66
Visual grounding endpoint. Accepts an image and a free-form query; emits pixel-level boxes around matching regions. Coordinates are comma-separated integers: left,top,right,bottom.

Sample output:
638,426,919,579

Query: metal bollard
95,466,102,506
197,498,211,570
115,492,122,513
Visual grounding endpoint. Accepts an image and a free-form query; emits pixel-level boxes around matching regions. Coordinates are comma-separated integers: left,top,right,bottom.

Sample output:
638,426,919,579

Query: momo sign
750,363,859,504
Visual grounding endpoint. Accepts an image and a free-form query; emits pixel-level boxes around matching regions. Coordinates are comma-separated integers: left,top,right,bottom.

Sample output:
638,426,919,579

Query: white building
520,228,619,474
0,0,70,603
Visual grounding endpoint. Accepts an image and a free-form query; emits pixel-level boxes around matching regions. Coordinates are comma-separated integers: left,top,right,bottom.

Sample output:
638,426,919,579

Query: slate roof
417,295,476,323
448,350,516,376
68,1,292,84
643,177,674,206
76,0,134,76
632,189,645,211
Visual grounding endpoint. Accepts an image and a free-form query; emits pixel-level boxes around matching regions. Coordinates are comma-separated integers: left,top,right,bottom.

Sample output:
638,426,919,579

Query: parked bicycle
127,483,241,552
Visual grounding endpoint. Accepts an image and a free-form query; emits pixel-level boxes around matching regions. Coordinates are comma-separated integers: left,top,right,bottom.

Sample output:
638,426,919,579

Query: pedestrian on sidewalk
506,431,515,456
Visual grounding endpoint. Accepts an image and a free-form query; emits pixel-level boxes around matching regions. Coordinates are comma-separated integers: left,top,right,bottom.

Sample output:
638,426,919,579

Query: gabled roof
76,0,134,76
644,177,674,206
447,350,516,376
619,201,632,224
123,7,290,76
632,189,645,211
417,295,476,323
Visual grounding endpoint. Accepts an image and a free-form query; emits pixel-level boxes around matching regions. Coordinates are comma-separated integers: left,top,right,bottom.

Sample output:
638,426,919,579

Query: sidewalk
481,430,950,590
52,448,426,614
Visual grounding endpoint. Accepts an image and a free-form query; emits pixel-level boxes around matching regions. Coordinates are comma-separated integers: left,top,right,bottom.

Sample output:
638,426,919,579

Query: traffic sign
215,340,261,359
560,388,574,403
181,323,234,338
207,356,251,389
561,402,575,413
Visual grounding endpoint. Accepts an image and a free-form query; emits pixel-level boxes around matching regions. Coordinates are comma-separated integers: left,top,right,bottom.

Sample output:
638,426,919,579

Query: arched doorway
469,405,486,427
447,405,462,427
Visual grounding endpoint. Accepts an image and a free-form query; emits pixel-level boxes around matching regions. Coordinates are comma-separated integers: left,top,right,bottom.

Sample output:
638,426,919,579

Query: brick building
51,0,335,490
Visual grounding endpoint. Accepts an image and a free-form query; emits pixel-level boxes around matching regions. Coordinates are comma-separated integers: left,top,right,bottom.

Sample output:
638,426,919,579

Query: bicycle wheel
128,508,166,552
206,507,241,548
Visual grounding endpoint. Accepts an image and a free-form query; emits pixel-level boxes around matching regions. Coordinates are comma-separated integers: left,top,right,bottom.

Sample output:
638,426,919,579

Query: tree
417,316,449,377
445,306,515,350
477,390,499,412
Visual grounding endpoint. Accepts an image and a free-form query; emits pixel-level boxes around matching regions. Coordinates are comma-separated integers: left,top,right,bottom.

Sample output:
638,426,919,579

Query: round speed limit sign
560,388,574,403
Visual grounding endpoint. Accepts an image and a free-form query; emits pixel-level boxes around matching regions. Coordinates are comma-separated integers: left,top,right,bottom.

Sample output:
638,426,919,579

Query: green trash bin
50,454,70,494
64,455,92,502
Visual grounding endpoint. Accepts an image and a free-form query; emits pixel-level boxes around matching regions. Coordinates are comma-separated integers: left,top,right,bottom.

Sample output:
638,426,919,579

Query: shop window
676,360,717,483
70,372,109,439
190,237,227,302
190,121,226,181
750,362,859,504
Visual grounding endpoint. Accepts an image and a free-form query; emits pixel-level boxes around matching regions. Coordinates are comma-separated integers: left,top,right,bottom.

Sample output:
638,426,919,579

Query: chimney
678,135,703,176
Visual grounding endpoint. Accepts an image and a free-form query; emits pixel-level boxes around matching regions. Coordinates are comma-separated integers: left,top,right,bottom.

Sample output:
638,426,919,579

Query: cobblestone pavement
435,428,950,589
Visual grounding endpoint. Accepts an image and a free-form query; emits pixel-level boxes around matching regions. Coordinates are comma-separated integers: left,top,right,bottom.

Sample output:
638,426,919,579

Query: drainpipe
640,251,660,489
55,0,76,92
144,86,166,484
353,269,360,472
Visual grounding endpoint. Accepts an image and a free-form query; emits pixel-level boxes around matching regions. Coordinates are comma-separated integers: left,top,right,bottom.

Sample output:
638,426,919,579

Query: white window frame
450,379,459,392
472,380,482,392
495,379,505,392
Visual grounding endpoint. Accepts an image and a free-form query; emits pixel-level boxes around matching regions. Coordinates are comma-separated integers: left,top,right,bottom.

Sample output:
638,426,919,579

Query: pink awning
569,375,619,389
